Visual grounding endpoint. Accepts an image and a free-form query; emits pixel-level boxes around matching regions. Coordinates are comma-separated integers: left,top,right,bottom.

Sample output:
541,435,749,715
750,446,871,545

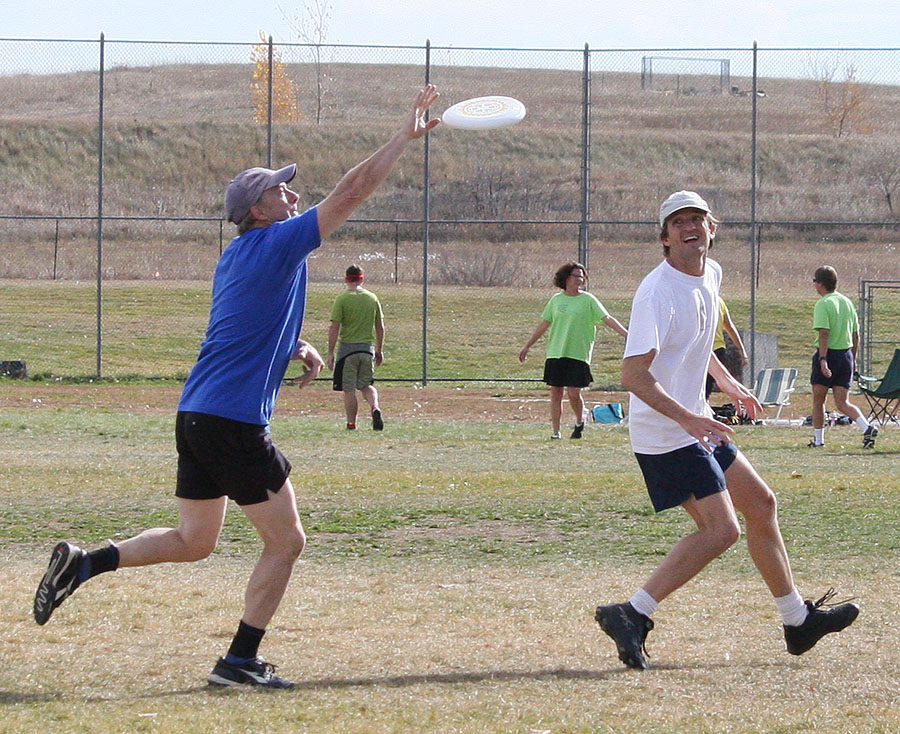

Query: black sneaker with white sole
862,426,878,449
594,601,654,670
784,588,860,655
208,657,296,689
34,541,85,625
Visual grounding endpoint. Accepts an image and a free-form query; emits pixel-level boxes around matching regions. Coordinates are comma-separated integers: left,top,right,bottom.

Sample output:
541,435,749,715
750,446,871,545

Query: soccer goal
641,56,731,95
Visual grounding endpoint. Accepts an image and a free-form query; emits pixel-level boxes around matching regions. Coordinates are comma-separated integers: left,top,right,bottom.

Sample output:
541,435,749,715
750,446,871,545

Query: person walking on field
594,191,859,670
808,265,877,449
33,85,442,689
328,264,385,431
519,261,628,439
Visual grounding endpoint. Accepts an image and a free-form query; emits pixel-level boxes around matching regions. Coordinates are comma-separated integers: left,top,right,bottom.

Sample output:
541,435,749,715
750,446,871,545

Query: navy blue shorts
175,411,291,506
810,349,854,389
635,441,739,512
543,357,593,388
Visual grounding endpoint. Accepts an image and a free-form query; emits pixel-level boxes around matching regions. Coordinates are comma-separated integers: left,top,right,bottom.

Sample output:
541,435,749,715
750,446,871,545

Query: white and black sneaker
34,541,85,625
862,426,878,449
208,657,295,689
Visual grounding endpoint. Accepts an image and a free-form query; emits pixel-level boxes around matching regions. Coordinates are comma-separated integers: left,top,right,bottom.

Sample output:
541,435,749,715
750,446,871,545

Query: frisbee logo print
461,99,509,117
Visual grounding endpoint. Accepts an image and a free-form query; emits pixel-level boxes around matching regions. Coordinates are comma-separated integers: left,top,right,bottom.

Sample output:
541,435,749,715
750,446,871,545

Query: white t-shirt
624,258,722,454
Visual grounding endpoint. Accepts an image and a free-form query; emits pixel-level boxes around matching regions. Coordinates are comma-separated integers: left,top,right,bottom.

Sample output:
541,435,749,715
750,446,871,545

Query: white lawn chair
753,368,797,421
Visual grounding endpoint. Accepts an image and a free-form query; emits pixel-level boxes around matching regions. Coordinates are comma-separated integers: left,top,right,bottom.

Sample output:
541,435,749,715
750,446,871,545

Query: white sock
855,416,871,431
814,428,825,445
628,588,659,619
775,588,808,627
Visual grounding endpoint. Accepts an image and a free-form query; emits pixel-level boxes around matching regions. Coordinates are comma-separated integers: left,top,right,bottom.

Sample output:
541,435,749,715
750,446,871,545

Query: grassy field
0,383,897,732
2,274,899,389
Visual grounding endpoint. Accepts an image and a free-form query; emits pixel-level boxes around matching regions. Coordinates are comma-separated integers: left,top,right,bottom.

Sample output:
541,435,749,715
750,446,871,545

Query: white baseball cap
224,164,297,224
658,190,711,228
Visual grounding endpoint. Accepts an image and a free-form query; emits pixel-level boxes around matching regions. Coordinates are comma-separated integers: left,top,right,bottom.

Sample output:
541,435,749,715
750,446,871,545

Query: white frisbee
441,95,526,130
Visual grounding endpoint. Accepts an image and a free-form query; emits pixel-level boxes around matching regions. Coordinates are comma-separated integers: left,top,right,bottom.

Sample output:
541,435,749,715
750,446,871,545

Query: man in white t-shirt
594,191,859,670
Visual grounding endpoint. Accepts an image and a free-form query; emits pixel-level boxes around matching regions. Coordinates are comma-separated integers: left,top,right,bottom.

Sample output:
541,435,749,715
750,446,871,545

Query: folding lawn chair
858,348,900,428
753,367,797,421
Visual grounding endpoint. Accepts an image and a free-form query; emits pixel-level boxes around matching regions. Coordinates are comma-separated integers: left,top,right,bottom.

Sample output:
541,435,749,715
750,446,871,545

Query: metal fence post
749,41,759,384
422,39,432,386
53,219,59,280
267,36,274,168
579,43,591,270
96,32,106,379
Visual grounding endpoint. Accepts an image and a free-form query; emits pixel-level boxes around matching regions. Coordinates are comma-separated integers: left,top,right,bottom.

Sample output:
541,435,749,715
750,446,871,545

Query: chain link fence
1,38,898,388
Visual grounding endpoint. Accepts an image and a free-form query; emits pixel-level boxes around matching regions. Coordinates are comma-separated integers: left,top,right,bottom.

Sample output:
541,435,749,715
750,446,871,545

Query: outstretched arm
316,85,441,239
519,320,551,362
602,315,628,338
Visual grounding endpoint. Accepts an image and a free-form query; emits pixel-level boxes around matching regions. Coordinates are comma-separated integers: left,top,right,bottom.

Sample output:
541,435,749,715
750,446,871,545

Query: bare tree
806,54,872,138
862,146,900,216
281,0,332,124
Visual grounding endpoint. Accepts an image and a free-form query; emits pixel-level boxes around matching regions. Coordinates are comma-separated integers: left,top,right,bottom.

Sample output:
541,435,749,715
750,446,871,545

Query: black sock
80,543,120,582
225,620,266,663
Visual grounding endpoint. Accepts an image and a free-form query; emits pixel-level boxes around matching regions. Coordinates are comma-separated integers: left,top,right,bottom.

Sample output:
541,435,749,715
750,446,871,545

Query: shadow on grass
0,660,794,704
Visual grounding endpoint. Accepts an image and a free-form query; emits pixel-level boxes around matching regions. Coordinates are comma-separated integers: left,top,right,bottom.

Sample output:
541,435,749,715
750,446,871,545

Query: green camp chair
858,348,900,428
753,368,797,421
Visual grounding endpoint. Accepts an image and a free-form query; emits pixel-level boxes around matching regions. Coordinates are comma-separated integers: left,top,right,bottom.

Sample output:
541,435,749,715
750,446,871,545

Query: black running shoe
784,588,860,656
571,422,585,439
34,541,85,625
372,408,384,431
862,426,878,449
208,657,295,689
594,602,654,670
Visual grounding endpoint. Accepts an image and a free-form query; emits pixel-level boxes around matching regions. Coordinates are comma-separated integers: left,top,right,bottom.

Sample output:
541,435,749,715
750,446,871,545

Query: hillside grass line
0,393,897,733
4,61,900,223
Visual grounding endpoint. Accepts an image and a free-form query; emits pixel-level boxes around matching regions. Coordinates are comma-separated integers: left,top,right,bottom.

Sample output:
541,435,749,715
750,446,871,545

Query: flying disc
441,95,526,130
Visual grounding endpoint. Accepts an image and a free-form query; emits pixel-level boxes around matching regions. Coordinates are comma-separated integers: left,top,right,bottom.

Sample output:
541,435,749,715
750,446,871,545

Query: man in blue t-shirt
33,85,442,689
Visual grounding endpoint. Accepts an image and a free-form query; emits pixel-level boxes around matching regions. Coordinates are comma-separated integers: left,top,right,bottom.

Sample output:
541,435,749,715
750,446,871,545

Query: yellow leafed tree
251,31,301,123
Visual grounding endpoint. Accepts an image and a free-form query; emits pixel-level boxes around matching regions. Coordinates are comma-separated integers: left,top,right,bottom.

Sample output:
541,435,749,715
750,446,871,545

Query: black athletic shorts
543,357,593,388
810,348,854,389
635,441,739,512
175,411,291,506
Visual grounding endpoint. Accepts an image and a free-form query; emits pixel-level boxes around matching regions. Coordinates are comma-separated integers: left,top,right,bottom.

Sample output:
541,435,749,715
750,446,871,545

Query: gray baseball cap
224,164,297,224
658,190,711,228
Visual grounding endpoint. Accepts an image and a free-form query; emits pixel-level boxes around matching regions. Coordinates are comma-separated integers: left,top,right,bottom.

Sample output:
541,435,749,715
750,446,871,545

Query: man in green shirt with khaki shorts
328,265,385,430
809,265,877,448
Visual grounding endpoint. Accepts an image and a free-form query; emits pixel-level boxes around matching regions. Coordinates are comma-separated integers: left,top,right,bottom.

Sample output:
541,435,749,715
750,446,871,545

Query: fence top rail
3,37,900,54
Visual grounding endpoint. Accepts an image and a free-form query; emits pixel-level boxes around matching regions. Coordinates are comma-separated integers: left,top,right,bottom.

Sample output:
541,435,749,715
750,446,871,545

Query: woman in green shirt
519,261,628,439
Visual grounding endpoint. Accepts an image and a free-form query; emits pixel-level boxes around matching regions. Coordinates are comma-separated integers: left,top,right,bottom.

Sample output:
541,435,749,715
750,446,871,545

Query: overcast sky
5,0,899,49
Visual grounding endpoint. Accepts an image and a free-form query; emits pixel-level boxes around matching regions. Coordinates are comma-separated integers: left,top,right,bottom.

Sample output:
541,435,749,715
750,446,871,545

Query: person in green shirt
328,265,385,431
519,261,628,439
809,265,877,448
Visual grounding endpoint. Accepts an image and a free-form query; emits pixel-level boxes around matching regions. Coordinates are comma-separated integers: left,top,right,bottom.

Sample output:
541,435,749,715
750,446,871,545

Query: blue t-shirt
178,207,321,427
